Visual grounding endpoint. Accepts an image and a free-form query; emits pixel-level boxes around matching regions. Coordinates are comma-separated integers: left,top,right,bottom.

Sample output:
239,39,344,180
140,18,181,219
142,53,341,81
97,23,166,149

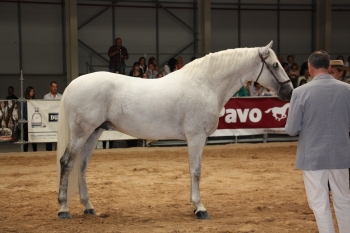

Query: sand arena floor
0,142,333,232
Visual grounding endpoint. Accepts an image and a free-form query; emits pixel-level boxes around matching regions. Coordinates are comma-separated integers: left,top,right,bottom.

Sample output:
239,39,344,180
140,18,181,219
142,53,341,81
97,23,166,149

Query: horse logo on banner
265,103,290,121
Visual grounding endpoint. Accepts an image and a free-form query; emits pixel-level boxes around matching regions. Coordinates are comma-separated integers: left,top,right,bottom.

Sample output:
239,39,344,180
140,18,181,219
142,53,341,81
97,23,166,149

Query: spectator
299,62,308,76
233,86,248,97
176,56,184,70
156,73,163,78
23,86,37,152
108,37,129,74
345,56,350,67
336,55,344,62
146,63,158,79
249,82,263,96
298,79,307,86
128,62,143,78
245,81,252,95
163,58,177,76
288,63,300,88
6,86,18,99
330,60,350,81
282,63,289,74
286,50,350,233
261,87,276,96
148,57,162,75
142,73,148,79
278,55,288,67
43,81,62,151
139,57,147,73
102,140,113,149
297,69,312,86
287,55,296,70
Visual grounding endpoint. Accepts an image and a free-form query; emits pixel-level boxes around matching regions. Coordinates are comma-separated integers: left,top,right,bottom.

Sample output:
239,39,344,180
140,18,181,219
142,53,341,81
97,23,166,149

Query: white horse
57,41,293,220
265,103,290,121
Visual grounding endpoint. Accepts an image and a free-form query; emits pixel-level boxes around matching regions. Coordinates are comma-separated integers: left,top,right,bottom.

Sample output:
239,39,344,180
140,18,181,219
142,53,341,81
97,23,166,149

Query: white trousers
303,169,350,233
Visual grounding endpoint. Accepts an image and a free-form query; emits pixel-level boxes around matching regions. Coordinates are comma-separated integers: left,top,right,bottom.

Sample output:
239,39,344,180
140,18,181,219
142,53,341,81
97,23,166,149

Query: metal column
65,0,79,84
197,0,211,55
316,0,331,52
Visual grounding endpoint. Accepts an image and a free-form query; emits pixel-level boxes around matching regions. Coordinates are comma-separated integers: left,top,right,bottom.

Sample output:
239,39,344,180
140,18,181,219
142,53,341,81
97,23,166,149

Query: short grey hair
308,50,330,69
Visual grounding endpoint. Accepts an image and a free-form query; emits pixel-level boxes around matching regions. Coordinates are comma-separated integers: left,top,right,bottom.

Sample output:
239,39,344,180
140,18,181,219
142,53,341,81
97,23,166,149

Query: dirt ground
0,142,331,232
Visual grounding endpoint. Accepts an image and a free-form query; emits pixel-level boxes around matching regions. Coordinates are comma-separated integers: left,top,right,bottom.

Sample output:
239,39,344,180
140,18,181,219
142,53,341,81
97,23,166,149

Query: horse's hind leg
58,137,88,219
79,128,104,215
187,134,210,220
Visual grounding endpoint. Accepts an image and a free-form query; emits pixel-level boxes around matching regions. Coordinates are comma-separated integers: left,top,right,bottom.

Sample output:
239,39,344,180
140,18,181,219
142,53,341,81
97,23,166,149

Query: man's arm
285,90,303,136
108,46,118,57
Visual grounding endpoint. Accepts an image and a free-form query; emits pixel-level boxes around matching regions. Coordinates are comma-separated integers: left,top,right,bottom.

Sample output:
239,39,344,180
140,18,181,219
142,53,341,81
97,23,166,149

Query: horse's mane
180,47,258,80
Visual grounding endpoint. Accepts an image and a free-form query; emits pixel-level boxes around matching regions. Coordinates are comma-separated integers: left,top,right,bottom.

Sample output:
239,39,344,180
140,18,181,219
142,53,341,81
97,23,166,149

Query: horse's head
254,41,293,101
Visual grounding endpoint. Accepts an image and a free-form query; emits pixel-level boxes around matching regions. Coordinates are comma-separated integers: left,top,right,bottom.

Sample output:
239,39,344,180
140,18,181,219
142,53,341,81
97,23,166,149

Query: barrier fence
0,97,298,150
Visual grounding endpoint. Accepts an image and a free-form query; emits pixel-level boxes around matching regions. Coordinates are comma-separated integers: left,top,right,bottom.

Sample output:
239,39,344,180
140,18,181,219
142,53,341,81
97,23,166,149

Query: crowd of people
234,54,350,97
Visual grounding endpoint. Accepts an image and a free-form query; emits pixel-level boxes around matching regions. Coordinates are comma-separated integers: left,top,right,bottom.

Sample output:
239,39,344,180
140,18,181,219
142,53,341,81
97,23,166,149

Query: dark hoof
58,212,72,219
194,209,210,220
84,209,96,215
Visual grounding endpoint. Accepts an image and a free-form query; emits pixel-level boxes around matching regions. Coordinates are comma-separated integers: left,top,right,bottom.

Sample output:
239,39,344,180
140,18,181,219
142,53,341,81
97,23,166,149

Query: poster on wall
0,100,19,142
27,100,60,143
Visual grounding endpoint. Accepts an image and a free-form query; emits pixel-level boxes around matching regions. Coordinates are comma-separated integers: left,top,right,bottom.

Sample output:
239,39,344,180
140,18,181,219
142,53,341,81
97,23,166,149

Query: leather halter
255,52,291,86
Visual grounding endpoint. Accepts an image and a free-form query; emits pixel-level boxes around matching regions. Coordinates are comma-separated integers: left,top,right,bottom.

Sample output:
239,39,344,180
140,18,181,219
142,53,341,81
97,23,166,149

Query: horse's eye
273,62,278,69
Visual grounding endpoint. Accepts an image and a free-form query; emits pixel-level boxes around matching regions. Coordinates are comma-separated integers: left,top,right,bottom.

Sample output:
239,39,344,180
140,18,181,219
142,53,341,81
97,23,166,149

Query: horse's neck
185,48,259,108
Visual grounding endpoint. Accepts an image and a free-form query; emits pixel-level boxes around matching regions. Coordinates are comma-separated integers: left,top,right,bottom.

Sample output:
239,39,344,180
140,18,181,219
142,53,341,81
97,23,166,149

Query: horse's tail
265,108,272,113
57,94,80,203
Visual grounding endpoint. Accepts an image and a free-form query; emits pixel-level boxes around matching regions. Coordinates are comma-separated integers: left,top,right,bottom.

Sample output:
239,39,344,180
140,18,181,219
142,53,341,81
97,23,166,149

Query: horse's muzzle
278,84,293,101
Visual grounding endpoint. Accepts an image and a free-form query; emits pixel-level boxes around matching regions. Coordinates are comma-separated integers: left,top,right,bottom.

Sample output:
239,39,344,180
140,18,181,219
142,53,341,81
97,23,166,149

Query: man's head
115,38,122,47
307,50,330,77
50,81,58,95
8,86,14,96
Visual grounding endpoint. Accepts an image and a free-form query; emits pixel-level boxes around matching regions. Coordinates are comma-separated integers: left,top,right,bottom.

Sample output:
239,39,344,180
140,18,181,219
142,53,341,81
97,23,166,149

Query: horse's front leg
187,134,210,220
79,129,103,215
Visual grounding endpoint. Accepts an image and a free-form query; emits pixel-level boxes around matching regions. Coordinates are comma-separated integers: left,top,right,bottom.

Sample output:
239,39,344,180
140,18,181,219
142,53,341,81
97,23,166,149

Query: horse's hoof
194,209,210,220
58,212,72,219
83,209,96,215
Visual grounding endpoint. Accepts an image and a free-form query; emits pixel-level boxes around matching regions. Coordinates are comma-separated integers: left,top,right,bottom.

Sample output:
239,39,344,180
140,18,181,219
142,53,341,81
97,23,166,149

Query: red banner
211,97,290,136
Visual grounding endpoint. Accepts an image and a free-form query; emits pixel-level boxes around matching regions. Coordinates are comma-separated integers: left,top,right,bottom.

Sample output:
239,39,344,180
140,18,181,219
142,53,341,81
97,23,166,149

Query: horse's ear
259,41,273,56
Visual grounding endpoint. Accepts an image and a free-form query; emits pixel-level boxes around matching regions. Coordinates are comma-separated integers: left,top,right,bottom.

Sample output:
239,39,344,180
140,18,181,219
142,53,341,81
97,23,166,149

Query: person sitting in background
163,58,177,76
330,60,350,81
128,62,143,78
287,55,296,70
23,86,37,152
261,87,276,96
142,73,148,79
233,86,248,97
6,86,18,99
288,63,300,88
299,62,308,76
282,63,289,74
245,81,252,95
157,73,163,78
278,55,288,67
148,57,162,75
297,69,312,86
146,63,158,79
249,82,263,96
298,79,307,86
176,56,184,70
139,57,147,73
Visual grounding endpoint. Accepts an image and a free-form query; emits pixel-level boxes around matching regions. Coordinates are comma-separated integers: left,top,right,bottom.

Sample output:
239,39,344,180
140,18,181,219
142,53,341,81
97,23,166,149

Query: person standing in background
23,86,37,152
43,81,62,151
108,38,129,74
6,86,18,100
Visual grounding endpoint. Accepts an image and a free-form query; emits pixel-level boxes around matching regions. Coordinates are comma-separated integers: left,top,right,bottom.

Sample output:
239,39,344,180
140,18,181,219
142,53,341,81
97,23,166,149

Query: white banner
28,100,60,142
27,100,136,143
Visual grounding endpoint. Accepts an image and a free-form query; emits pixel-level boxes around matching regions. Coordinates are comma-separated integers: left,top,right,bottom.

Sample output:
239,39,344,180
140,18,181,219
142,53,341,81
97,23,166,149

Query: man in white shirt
43,81,62,151
43,81,62,100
